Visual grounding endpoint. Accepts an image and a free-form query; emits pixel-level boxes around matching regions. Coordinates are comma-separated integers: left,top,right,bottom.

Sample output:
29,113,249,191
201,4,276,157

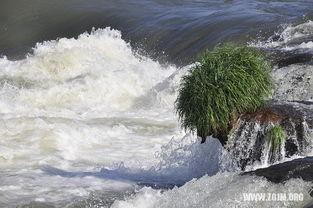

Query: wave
0,27,177,118
0,27,196,207
112,173,313,208
252,20,313,51
42,135,237,189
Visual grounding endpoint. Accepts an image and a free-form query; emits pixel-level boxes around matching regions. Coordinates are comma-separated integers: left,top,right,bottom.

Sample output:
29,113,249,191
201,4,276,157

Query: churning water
0,1,313,207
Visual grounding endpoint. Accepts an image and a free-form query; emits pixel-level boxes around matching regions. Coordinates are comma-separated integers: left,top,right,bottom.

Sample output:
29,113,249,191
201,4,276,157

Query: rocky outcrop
242,157,313,184
277,53,313,68
272,64,313,101
226,101,313,170
262,48,313,68
225,57,313,170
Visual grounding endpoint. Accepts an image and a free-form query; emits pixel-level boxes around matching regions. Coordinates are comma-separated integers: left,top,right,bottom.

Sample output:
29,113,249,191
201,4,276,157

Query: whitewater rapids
0,26,312,207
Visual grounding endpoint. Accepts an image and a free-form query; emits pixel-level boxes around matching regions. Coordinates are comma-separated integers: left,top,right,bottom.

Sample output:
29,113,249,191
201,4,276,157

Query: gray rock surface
272,64,313,101
242,156,313,184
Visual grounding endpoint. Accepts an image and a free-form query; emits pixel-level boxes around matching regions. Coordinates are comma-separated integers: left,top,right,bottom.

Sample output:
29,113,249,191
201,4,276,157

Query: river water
0,0,313,207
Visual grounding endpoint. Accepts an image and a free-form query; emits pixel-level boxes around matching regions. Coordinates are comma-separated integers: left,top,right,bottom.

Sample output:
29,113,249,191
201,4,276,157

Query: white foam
0,28,177,118
251,20,313,50
93,136,237,188
0,26,237,207
0,168,133,208
0,28,190,206
112,173,313,208
0,25,312,207
0,27,185,168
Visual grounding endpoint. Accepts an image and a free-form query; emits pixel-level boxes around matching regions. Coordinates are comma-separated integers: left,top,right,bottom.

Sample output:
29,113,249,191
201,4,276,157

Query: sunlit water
0,1,313,207
1,0,313,64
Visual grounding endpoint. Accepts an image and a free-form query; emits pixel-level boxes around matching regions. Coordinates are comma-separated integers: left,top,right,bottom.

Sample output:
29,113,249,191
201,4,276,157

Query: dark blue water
1,0,312,65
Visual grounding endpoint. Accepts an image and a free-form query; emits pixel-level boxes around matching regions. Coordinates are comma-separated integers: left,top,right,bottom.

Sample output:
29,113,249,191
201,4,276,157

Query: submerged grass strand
266,126,286,151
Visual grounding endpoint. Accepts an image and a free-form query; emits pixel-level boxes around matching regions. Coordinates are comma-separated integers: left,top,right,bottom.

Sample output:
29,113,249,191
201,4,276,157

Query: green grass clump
175,43,273,143
266,126,286,151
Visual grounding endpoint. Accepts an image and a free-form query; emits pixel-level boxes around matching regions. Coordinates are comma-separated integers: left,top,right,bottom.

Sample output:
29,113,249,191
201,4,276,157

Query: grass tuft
175,43,273,143
266,125,286,151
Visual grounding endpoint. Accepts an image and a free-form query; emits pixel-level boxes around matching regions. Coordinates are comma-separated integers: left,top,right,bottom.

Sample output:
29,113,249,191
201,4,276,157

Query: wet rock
226,57,313,170
259,47,313,68
277,53,313,68
226,101,313,170
242,157,313,184
272,64,313,101
259,48,310,66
